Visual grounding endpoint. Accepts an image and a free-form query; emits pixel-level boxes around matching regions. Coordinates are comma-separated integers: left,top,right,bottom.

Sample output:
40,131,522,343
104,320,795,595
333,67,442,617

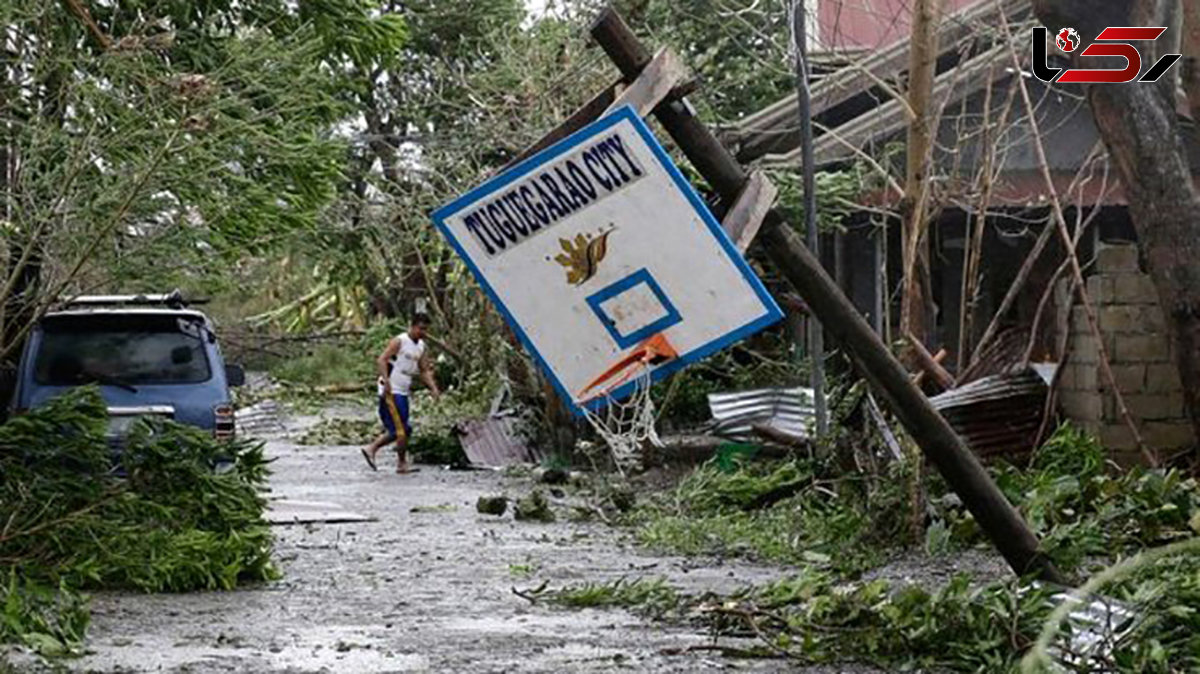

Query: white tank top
387,333,425,395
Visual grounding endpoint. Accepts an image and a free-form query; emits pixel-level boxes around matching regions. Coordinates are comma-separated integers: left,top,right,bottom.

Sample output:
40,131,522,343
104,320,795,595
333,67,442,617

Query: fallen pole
590,7,1064,583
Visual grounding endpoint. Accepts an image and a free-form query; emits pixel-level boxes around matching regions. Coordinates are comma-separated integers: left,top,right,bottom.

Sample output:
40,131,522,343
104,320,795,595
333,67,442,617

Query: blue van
10,292,244,443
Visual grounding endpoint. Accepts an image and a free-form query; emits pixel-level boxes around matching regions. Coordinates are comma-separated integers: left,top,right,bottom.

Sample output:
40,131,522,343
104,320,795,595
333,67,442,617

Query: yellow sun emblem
554,226,614,286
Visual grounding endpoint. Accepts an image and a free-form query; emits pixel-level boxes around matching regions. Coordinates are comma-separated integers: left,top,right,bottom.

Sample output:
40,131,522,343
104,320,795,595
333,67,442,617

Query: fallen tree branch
61,0,112,49
511,581,549,604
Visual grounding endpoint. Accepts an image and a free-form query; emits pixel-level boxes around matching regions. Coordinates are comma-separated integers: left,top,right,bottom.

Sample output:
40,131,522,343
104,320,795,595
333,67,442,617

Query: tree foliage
0,0,404,357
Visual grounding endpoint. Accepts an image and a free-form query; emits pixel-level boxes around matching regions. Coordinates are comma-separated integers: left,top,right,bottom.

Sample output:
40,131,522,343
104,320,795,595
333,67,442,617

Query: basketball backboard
432,106,783,415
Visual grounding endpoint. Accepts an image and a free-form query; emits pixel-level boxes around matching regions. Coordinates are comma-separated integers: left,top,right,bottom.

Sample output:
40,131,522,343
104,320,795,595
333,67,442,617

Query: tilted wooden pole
589,7,1064,584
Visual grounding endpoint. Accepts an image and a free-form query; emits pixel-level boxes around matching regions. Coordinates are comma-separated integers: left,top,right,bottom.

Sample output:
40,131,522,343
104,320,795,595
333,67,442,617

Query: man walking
361,313,440,473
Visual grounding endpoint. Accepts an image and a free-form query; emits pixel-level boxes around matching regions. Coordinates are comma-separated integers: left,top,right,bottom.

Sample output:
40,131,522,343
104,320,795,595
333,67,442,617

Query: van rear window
34,315,212,386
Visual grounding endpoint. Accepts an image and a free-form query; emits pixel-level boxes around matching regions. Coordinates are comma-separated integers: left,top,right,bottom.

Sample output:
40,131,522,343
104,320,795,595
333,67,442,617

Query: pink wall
817,0,978,50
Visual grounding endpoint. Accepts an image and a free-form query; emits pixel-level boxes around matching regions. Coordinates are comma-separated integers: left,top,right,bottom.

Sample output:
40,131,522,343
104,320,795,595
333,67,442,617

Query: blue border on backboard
585,268,682,350
431,105,784,416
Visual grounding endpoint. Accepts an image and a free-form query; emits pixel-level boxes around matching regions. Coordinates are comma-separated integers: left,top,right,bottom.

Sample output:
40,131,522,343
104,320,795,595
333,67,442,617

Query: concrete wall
1055,244,1196,463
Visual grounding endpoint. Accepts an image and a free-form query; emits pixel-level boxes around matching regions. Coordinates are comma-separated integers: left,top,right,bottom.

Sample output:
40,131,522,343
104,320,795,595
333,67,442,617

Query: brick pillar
1055,244,1196,464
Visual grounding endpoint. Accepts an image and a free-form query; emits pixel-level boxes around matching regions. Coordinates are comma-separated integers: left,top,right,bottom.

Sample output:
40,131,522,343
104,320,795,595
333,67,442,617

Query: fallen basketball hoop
432,106,783,469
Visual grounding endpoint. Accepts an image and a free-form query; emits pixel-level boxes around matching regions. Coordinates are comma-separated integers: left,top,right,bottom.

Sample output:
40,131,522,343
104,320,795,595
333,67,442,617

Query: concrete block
1073,335,1099,364
1085,275,1112,304
1061,392,1103,422
1061,364,1099,392
1114,273,1157,304
1098,305,1141,334
1095,244,1140,273
1107,364,1146,393
1146,363,1184,393
1071,306,1093,333
1098,423,1139,452
1123,393,1185,421
1109,450,1150,469
1141,305,1167,332
1058,364,1076,391
1114,334,1170,363
1075,365,1098,391
1142,422,1197,450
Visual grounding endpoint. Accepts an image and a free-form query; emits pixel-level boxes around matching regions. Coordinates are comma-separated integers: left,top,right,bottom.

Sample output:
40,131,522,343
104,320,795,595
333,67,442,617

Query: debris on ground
535,466,569,485
706,387,814,443
455,415,538,467
513,489,556,522
297,417,376,446
476,495,508,516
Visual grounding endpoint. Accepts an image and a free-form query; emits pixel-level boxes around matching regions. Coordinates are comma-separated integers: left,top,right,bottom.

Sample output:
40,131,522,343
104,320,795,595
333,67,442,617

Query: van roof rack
58,290,207,310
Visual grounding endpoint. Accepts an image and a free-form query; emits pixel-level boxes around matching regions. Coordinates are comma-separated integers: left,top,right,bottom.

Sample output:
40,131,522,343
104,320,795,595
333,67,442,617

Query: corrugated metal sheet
457,415,538,467
236,399,286,437
930,368,1049,460
707,387,815,443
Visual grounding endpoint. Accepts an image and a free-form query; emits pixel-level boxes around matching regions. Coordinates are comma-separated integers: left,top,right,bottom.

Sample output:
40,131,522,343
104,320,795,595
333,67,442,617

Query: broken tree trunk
1186,2,1200,120
590,8,1063,584
899,0,942,347
1033,0,1200,452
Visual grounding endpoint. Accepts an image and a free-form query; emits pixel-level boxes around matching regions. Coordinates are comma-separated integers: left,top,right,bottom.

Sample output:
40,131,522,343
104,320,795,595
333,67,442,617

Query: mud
7,416,899,673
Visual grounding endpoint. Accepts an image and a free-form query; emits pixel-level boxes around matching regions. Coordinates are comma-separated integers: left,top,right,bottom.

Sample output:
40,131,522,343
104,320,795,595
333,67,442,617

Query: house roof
721,0,1033,166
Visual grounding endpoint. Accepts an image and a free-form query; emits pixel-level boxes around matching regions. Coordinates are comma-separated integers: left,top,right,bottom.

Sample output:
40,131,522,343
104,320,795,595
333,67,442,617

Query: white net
580,364,662,475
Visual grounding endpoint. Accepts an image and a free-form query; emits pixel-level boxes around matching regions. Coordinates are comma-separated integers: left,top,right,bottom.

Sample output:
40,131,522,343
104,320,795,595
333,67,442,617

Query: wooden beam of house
761,43,1013,169
725,0,1032,163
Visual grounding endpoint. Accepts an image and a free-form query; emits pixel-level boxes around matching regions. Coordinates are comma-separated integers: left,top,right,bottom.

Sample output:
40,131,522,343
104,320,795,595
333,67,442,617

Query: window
35,315,212,386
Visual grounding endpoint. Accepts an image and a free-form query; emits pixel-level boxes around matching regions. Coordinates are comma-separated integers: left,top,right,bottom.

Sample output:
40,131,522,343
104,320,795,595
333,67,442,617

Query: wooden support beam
751,422,811,451
590,7,1064,584
721,170,777,253
907,333,955,391
604,47,692,118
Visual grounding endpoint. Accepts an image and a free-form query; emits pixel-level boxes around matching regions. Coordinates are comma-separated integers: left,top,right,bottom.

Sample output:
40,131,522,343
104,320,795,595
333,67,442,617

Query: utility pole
790,0,828,437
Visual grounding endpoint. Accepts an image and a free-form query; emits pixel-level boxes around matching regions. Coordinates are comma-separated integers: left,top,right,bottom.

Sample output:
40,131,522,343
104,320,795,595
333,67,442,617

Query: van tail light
214,404,235,440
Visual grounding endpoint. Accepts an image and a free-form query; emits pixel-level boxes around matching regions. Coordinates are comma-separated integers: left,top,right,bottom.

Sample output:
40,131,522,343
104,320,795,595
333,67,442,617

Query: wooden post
589,7,1064,584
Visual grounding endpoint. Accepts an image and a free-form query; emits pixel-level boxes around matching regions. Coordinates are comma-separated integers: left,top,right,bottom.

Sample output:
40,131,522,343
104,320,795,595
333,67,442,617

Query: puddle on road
62,624,428,673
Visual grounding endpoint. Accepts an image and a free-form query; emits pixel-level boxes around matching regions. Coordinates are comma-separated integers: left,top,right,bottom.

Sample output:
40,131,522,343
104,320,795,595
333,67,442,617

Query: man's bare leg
364,432,392,463
395,436,412,473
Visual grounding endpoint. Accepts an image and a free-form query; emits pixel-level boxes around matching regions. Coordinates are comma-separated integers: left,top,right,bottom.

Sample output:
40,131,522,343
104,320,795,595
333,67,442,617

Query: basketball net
577,334,676,475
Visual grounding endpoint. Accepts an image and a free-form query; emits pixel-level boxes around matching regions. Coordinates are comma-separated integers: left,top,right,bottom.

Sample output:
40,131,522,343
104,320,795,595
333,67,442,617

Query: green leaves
0,388,277,654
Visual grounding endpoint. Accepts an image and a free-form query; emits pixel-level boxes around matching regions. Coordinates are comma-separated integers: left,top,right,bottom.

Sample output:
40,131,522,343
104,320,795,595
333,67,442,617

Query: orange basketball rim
578,333,678,402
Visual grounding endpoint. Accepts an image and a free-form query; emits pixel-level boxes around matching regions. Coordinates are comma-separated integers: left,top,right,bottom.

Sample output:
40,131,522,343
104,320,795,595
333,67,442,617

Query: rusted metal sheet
457,415,538,467
707,387,815,443
929,368,1050,460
